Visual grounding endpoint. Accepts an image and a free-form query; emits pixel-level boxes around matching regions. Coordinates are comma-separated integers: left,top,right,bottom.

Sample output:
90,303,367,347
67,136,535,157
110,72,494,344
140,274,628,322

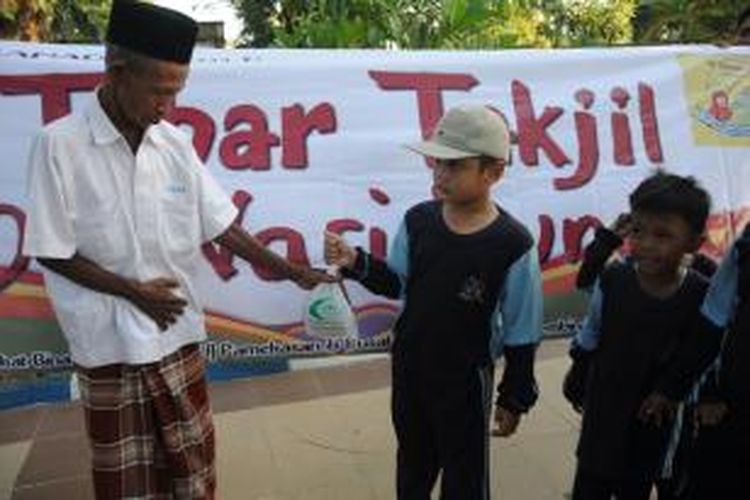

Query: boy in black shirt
665,224,750,499
572,213,718,499
324,105,543,500
564,172,712,500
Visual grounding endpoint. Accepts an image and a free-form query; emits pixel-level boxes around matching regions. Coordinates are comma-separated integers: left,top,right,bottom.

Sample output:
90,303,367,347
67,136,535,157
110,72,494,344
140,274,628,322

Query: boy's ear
689,232,707,253
487,159,505,183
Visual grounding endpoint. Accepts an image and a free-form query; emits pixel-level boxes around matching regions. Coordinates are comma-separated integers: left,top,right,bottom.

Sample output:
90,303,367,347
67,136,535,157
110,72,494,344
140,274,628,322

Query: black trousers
689,409,750,500
655,478,689,500
391,361,494,500
571,466,653,500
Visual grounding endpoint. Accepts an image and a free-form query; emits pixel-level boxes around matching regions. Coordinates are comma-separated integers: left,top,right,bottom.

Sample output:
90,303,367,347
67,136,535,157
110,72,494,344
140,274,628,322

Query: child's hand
492,405,520,437
324,231,357,269
610,212,633,238
562,345,592,414
637,392,678,427
562,361,588,414
692,401,729,435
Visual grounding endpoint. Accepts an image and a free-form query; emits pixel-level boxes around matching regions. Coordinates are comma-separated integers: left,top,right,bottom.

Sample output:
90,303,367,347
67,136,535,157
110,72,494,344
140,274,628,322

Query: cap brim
403,141,477,160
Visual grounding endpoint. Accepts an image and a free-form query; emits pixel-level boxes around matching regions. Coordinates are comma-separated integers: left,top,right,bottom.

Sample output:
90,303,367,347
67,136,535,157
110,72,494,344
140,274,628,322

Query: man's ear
104,58,127,84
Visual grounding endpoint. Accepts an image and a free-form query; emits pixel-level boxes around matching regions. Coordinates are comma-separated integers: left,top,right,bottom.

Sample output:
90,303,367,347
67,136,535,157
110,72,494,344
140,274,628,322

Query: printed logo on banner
677,54,750,146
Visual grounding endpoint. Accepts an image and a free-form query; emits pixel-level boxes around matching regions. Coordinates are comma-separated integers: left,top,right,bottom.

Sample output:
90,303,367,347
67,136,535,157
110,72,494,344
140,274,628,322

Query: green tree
635,0,744,44
0,0,54,40
561,0,635,46
0,0,110,42
230,0,275,47
231,0,637,49
410,0,546,49
49,0,110,43
232,0,404,48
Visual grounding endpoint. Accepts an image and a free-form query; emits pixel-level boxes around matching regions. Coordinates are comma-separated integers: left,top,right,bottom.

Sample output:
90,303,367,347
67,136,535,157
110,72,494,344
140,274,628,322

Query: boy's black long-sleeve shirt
573,225,721,406
575,263,710,480
343,200,543,413
659,229,750,411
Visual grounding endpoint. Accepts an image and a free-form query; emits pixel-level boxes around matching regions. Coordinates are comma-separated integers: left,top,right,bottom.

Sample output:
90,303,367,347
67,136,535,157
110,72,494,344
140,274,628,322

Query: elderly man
22,2,329,498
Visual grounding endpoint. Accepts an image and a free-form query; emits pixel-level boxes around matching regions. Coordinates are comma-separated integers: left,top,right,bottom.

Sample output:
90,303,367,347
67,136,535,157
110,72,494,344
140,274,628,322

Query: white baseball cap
405,105,510,162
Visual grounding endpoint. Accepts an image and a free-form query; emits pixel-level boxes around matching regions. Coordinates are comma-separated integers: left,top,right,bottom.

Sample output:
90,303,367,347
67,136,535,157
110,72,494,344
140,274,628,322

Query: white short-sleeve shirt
23,95,238,367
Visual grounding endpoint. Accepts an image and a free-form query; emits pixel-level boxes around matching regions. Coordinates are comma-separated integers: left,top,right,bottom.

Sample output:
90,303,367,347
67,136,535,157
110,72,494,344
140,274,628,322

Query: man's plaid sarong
77,344,216,499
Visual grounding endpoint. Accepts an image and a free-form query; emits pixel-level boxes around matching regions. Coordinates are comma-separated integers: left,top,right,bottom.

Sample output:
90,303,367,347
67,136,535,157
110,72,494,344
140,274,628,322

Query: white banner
1,42,750,368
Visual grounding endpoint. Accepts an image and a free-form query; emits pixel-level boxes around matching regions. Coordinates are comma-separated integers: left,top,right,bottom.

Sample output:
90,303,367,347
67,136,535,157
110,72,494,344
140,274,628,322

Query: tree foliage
49,0,110,42
634,0,745,44
0,0,53,40
231,0,643,49
561,0,635,46
0,0,110,42
1,0,743,47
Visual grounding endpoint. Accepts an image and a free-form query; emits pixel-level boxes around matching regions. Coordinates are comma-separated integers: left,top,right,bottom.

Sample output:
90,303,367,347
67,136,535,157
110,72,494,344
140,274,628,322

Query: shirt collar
145,123,167,147
85,91,121,145
85,90,167,147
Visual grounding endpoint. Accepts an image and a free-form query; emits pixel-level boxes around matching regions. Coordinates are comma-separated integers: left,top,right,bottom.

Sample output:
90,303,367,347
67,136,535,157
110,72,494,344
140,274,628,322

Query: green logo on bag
304,283,359,339
308,297,337,321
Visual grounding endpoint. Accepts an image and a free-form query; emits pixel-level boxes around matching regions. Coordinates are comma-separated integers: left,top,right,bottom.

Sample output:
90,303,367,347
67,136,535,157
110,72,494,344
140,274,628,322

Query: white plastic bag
304,272,359,339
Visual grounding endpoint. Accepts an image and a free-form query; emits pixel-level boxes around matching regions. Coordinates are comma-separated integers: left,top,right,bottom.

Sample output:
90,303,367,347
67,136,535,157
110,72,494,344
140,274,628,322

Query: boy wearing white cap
325,105,543,500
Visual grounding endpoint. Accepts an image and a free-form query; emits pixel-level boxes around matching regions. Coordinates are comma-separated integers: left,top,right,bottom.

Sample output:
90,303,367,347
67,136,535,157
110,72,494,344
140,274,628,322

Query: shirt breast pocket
160,197,200,262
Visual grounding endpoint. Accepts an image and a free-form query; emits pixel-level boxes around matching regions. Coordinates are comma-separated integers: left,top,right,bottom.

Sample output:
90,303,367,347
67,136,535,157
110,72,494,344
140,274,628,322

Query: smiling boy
566,172,712,500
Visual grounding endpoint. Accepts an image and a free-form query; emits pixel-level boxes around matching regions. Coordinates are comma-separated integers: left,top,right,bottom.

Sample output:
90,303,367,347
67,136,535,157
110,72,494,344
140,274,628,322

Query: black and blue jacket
343,200,543,413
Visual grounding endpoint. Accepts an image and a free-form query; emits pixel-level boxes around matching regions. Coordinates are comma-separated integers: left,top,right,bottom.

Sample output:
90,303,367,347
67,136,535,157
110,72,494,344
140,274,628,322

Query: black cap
105,1,198,64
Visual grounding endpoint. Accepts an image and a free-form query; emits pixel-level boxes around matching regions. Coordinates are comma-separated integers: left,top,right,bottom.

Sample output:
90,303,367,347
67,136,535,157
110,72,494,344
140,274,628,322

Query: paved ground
0,339,608,500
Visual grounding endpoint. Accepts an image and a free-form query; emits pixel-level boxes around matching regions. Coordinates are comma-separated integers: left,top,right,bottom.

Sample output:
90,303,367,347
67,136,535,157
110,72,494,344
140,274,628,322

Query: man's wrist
287,262,305,282
120,277,141,302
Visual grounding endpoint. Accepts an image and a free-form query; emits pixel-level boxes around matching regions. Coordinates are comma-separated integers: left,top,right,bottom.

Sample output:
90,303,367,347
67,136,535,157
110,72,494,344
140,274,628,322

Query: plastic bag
304,276,359,339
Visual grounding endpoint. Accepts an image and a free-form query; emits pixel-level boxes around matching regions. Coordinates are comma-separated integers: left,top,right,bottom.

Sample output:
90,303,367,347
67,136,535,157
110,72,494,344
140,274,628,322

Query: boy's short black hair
479,155,504,168
629,171,711,235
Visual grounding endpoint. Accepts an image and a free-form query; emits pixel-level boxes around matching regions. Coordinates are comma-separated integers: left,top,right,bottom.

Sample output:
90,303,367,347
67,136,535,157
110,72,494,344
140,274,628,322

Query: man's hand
324,231,357,269
693,401,729,435
37,255,188,333
492,405,521,437
291,266,336,290
128,277,188,331
216,223,337,290
637,392,678,427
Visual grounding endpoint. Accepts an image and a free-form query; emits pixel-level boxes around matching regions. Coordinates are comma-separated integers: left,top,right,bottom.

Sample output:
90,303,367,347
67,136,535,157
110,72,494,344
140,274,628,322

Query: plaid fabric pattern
77,344,216,499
